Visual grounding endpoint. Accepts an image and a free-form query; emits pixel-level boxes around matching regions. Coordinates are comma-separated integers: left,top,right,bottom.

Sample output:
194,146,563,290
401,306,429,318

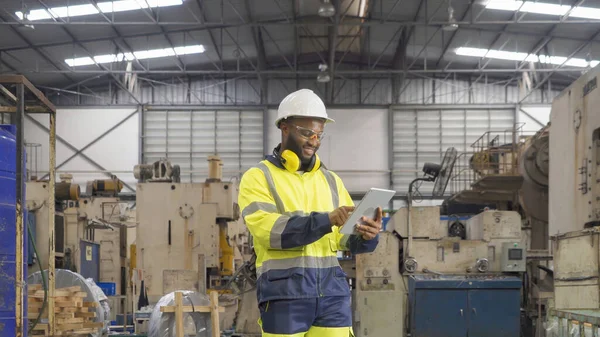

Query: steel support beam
27,115,136,192
3,19,600,26
12,67,592,75
328,0,340,103
14,83,24,337
511,0,587,76
39,109,138,181
435,0,475,67
520,27,600,103
195,0,223,69
1,19,598,55
0,13,76,84
391,28,408,104
245,0,268,104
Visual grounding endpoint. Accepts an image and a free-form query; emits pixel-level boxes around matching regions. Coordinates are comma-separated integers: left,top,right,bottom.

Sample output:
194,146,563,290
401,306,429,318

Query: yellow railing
448,124,537,193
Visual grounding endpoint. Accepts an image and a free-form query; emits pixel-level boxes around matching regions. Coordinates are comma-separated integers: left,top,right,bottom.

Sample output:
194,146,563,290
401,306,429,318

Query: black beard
285,135,313,169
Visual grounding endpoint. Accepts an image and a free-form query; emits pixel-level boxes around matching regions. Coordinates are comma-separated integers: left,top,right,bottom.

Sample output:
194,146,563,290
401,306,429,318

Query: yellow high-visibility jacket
238,153,379,304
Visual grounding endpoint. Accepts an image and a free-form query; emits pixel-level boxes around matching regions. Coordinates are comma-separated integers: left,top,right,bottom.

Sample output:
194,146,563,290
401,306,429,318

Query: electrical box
500,242,526,272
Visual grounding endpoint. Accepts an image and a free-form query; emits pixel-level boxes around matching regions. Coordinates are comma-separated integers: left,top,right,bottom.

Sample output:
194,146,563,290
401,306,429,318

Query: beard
285,134,317,168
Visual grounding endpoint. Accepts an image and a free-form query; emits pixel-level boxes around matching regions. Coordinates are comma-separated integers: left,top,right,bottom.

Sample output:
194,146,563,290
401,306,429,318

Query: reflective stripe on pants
258,296,353,337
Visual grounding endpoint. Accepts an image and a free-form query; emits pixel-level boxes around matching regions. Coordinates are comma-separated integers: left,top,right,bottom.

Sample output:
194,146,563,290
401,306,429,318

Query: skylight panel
485,0,600,20
16,0,183,22
455,47,598,68
64,45,205,67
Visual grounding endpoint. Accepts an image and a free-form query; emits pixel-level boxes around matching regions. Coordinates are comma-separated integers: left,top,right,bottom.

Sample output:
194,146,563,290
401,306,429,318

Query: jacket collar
265,144,327,171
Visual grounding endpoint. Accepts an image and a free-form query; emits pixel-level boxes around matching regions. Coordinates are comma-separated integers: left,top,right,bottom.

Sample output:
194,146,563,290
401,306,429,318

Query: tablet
339,188,396,235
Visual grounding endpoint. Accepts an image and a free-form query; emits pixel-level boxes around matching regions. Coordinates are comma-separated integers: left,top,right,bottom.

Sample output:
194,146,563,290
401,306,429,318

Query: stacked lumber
27,284,104,336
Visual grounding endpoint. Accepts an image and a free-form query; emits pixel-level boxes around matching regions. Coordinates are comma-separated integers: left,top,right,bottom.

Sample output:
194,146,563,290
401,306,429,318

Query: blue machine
79,240,100,282
408,275,522,337
0,125,28,337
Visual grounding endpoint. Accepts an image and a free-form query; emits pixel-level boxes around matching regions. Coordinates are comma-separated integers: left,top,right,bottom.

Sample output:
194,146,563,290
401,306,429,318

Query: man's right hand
328,206,355,227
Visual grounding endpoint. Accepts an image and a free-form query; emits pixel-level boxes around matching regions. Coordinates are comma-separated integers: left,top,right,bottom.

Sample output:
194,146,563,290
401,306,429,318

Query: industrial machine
133,156,243,331
353,146,528,337
78,175,130,295
443,124,553,334
76,174,134,325
543,64,600,333
26,174,81,274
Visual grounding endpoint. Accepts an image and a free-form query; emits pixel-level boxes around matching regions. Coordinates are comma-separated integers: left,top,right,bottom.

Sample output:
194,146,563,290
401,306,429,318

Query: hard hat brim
275,115,335,127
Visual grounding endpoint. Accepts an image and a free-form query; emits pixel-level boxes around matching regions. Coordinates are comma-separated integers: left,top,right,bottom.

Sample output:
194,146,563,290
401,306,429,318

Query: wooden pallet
27,284,104,336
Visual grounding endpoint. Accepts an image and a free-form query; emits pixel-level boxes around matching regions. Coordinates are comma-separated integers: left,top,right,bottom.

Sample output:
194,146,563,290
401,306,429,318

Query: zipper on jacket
301,170,323,297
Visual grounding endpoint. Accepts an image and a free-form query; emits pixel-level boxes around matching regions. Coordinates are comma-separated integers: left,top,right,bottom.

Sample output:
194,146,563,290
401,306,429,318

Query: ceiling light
317,73,331,83
455,47,600,68
318,0,336,17
16,0,183,22
17,11,35,30
358,0,367,18
65,44,205,67
443,4,458,31
485,0,600,20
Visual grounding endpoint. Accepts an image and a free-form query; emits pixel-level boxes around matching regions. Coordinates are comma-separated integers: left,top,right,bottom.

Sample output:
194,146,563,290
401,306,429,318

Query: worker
238,89,382,337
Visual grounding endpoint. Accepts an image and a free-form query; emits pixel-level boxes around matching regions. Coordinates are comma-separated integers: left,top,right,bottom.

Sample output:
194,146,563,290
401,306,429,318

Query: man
238,89,382,337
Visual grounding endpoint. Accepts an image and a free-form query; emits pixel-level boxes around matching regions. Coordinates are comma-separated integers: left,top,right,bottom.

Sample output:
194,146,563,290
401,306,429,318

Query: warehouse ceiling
0,0,599,102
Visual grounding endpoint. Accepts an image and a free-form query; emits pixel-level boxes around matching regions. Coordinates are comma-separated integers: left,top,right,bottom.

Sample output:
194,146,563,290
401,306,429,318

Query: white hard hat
275,89,334,127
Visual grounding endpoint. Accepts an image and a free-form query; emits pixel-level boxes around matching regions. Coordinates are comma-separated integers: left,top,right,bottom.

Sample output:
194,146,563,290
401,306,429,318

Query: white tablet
339,188,396,235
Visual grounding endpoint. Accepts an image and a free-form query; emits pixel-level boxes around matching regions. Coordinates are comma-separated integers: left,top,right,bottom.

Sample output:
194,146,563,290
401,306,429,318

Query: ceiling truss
0,0,597,104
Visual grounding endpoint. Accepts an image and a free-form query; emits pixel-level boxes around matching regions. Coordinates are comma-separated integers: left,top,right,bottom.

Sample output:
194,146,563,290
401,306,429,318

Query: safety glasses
290,124,325,141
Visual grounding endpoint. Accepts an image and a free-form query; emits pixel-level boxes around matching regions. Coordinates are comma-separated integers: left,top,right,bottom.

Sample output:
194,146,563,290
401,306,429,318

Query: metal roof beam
0,13,77,84
133,1,186,71
1,21,598,54
435,0,474,68
13,67,591,75
86,0,148,72
195,0,223,70
359,0,376,68
512,0,587,73
519,27,600,103
391,28,408,104
328,0,340,103
244,0,268,104
56,26,141,104
36,0,141,101
3,17,600,26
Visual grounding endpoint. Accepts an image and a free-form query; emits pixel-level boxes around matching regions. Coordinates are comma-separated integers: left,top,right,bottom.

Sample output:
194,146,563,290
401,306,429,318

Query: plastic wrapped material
544,316,559,337
27,269,106,337
85,277,111,332
148,291,213,337
570,323,580,337
86,278,108,302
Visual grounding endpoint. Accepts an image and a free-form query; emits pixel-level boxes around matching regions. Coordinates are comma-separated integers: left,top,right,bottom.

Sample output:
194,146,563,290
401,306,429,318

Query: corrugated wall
391,106,516,195
1,113,10,124
142,108,264,182
50,77,559,106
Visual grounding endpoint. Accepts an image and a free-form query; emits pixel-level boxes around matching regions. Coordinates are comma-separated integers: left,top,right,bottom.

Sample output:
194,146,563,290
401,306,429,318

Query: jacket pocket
266,268,303,281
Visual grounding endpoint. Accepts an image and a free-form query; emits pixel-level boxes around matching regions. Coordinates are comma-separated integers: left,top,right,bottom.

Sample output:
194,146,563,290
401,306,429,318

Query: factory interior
1,0,600,336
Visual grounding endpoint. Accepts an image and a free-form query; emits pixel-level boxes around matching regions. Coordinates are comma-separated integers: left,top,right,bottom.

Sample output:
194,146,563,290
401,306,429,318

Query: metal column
14,83,24,337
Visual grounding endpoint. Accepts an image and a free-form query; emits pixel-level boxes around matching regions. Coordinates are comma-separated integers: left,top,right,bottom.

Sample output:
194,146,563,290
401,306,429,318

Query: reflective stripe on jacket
238,155,379,303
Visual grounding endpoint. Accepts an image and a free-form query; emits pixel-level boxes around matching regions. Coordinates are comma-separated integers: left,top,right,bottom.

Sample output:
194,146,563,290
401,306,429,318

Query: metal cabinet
79,240,100,281
408,275,521,337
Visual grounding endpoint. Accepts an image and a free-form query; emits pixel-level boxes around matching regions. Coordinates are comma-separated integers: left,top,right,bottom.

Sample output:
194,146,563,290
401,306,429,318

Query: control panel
500,242,526,272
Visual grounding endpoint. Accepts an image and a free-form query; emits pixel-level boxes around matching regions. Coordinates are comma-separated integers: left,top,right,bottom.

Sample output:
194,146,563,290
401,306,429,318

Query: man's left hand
356,207,382,240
